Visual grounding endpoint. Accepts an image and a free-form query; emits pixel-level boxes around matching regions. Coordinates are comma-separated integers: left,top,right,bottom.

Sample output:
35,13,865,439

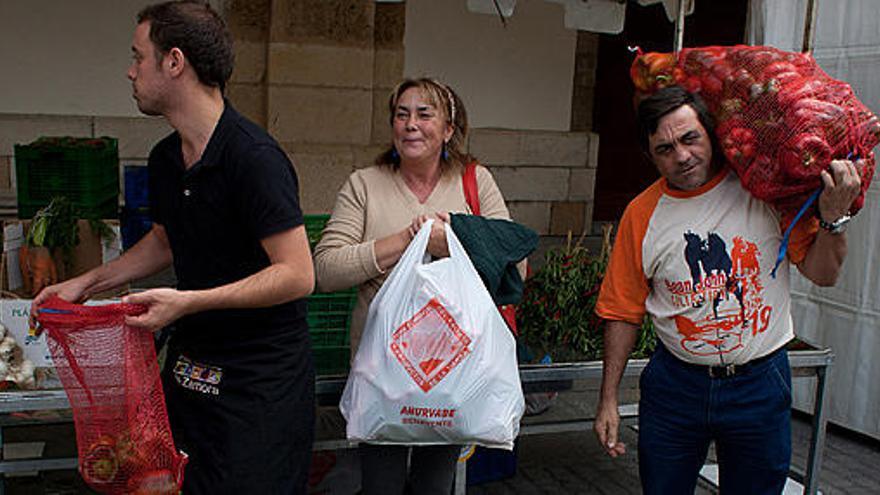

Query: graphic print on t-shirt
390,298,471,392
666,231,772,356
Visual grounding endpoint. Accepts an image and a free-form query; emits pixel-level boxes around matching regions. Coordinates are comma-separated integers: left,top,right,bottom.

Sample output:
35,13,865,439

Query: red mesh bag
630,45,878,216
36,297,187,495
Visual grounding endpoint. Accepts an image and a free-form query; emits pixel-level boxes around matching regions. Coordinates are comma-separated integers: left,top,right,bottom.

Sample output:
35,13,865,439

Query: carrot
27,246,57,296
18,245,32,295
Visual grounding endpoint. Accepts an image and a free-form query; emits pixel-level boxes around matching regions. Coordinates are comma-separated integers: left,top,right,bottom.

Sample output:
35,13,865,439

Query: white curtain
749,0,880,439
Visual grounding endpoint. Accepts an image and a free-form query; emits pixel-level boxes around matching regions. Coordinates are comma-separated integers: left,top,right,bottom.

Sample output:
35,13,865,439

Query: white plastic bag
340,220,524,450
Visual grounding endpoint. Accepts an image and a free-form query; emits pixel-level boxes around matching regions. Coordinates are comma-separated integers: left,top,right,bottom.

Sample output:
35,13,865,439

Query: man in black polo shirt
31,1,316,492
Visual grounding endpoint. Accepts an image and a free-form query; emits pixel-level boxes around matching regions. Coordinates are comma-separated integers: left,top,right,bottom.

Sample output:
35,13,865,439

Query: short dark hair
637,86,720,160
137,1,234,91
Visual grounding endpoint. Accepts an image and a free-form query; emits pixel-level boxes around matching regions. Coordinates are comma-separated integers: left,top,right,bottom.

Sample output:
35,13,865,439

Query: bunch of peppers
631,45,878,215
81,429,182,495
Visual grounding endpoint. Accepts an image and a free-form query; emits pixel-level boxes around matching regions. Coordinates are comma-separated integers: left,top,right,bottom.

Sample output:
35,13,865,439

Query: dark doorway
592,0,750,221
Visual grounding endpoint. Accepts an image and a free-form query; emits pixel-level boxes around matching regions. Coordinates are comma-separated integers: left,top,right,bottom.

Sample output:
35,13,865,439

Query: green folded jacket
450,213,539,306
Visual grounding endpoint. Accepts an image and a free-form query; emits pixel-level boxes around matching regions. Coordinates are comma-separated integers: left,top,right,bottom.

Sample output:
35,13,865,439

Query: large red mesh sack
37,297,186,495
631,45,879,215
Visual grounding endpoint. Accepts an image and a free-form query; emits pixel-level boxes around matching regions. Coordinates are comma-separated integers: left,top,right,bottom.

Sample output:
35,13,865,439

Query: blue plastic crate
124,165,149,210
466,443,518,486
121,207,152,250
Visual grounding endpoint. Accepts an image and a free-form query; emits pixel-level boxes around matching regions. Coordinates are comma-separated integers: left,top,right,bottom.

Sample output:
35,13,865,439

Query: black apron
161,327,315,494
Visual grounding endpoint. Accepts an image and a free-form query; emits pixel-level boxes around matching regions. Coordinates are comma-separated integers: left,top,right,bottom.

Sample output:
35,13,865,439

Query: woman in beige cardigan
314,78,515,495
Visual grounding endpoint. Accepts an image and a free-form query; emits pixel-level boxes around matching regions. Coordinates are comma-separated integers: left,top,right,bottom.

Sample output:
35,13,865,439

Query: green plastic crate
304,214,330,251
14,136,120,219
18,192,119,220
312,346,351,376
304,214,356,375
307,290,357,376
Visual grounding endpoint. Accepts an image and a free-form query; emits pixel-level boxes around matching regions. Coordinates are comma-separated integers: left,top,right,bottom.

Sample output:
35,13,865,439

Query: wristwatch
819,213,852,234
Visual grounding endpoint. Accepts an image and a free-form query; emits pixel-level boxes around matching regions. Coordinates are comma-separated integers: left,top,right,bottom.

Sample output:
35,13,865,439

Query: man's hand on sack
818,159,863,223
123,288,192,332
594,398,627,458
409,212,451,259
29,277,92,333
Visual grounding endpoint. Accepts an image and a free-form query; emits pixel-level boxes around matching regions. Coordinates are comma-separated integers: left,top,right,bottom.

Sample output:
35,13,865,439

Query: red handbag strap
461,163,519,336
462,162,481,216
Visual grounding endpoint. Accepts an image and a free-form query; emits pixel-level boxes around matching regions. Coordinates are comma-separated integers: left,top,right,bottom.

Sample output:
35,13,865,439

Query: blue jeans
638,344,792,495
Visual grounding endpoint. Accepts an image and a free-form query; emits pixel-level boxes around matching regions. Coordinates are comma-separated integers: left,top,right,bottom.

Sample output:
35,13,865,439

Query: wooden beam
802,0,818,53
674,0,688,53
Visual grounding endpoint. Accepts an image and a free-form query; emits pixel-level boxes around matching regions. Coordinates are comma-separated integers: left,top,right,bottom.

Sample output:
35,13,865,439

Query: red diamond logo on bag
390,298,471,393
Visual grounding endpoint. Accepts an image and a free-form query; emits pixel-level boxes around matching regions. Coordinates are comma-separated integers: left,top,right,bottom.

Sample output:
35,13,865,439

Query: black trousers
359,443,460,495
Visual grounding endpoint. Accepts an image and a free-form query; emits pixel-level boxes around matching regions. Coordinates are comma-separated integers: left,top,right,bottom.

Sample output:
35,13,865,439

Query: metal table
0,348,833,495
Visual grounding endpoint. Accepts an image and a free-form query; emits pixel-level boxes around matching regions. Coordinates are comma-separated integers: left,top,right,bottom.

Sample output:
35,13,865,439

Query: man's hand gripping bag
340,220,525,450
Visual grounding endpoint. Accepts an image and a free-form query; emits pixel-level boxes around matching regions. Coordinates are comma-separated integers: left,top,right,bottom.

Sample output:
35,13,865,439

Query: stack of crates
14,137,119,219
304,214,357,376
308,290,356,376
122,165,152,250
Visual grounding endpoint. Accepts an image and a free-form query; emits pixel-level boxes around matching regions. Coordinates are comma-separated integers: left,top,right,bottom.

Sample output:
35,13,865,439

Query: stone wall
224,0,403,214
470,128,601,265
223,0,600,244
470,129,597,236
225,0,271,128
571,31,600,132
0,1,601,266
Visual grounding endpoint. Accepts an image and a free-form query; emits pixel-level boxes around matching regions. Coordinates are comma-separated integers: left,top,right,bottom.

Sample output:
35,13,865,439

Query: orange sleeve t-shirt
596,168,817,365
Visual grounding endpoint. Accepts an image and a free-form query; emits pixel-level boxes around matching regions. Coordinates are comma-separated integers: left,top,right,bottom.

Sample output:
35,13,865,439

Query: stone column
225,0,271,128
225,0,405,213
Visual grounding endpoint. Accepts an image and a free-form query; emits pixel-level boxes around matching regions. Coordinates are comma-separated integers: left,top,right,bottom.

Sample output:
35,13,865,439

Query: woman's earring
391,147,400,164
441,141,449,161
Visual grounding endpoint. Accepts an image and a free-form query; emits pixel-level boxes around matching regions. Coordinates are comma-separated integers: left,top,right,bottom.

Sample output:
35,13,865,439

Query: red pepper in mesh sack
630,51,677,93
762,61,801,81
720,125,757,166
630,45,878,217
36,297,187,495
728,68,757,100
779,133,833,181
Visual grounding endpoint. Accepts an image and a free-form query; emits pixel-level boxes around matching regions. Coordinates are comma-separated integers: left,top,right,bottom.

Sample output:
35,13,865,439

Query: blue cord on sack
37,308,73,315
772,187,821,278
772,151,859,278
33,307,73,334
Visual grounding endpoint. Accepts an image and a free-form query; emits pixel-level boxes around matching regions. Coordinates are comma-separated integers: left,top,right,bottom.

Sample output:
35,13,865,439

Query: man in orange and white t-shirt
593,86,862,494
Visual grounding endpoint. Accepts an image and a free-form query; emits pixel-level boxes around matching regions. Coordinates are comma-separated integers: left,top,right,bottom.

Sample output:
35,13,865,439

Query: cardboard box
1,299,52,366
0,298,120,374
1,219,122,297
